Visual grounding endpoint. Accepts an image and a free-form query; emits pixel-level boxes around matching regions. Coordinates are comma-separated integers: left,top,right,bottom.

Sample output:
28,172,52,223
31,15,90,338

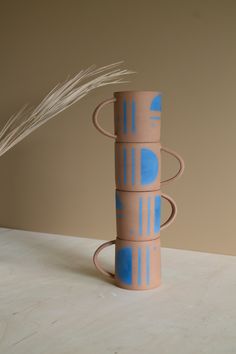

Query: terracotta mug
93,237,161,290
116,190,177,241
92,91,163,142
115,142,184,190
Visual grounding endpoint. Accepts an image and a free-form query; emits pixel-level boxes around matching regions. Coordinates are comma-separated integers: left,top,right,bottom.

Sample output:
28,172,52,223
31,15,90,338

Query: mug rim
114,90,162,95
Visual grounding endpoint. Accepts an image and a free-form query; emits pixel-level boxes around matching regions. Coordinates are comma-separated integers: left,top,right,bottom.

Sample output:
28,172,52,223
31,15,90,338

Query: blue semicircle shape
141,148,159,185
150,95,162,111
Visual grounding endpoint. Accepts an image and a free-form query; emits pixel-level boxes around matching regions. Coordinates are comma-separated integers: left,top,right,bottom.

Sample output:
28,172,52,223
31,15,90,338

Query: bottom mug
93,238,161,290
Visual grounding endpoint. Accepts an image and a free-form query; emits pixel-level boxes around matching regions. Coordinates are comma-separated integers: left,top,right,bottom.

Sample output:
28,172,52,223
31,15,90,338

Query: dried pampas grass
0,62,134,157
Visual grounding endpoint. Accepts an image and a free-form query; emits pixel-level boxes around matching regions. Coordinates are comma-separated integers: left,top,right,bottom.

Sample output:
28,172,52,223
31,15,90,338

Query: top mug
93,91,162,142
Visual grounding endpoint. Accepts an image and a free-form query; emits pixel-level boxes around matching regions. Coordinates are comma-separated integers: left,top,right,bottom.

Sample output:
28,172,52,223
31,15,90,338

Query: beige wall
0,0,236,255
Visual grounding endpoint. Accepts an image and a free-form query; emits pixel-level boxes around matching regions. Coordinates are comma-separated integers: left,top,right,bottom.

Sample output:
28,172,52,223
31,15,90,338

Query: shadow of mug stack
92,91,184,290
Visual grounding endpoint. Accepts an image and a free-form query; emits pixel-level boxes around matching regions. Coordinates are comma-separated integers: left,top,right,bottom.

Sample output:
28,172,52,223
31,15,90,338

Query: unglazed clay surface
92,91,184,290
115,190,177,242
115,238,161,290
114,91,162,143
115,142,161,191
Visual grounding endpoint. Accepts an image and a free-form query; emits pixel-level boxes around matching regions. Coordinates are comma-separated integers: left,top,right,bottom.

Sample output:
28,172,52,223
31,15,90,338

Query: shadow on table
1,231,115,286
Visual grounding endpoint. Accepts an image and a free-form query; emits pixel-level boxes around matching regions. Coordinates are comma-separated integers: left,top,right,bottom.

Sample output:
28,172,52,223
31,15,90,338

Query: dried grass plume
0,62,134,157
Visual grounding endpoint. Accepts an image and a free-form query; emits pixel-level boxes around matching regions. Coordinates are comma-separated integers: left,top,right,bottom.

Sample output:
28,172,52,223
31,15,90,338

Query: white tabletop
0,228,235,354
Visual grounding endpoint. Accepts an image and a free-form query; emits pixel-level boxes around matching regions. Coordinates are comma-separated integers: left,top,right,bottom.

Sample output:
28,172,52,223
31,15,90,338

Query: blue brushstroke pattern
139,197,143,235
132,99,136,133
138,248,142,286
150,116,161,120
131,147,135,186
123,147,127,185
115,191,123,210
141,148,159,185
150,95,162,111
147,197,151,235
115,147,121,185
123,99,127,133
154,195,161,233
116,247,132,285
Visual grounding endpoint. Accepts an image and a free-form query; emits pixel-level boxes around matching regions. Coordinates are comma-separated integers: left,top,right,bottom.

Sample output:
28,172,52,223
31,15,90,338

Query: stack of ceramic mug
92,91,184,290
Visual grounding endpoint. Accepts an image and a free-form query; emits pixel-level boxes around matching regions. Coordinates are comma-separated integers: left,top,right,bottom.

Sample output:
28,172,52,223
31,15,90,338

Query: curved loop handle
160,193,177,230
161,146,185,186
92,98,117,139
93,240,115,278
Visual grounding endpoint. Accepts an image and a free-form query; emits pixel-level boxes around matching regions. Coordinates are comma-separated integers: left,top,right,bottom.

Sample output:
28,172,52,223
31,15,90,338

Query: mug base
114,280,161,291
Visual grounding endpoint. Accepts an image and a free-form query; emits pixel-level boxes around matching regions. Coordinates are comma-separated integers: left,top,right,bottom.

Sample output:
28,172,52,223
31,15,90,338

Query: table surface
0,228,235,354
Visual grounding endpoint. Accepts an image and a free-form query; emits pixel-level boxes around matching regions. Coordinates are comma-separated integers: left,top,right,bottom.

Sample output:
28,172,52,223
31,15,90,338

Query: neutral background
0,0,235,255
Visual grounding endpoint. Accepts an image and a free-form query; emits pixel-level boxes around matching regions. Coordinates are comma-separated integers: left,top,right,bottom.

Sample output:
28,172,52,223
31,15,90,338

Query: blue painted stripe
131,100,136,132
150,116,161,120
131,147,135,186
146,246,150,286
116,247,132,285
123,147,127,185
115,190,123,210
139,197,143,235
138,247,142,286
115,147,121,185
123,100,127,133
147,197,151,235
154,195,161,233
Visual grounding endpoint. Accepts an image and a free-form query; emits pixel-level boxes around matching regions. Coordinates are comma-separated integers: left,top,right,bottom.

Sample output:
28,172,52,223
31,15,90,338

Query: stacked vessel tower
93,91,184,290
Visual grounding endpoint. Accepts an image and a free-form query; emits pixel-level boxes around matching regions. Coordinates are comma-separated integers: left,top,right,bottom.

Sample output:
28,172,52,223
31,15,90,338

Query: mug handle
93,240,115,278
161,193,177,230
92,98,117,139
161,146,185,185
